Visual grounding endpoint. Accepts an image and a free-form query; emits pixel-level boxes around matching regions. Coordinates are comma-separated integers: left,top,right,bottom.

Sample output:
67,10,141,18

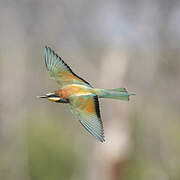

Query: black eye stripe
48,94,59,98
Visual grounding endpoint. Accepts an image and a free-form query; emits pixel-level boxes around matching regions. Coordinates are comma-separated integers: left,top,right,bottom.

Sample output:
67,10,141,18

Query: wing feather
69,95,105,142
44,46,91,87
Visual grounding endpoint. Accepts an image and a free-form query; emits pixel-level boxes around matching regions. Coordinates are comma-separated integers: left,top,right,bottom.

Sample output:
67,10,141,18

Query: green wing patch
44,47,91,87
69,95,105,142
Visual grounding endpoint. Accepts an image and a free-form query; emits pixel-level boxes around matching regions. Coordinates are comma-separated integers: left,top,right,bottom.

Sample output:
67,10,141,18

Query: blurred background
0,0,180,180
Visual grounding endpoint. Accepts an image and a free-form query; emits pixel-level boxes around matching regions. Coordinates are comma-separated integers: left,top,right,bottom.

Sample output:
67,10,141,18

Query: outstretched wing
44,46,91,87
69,95,105,142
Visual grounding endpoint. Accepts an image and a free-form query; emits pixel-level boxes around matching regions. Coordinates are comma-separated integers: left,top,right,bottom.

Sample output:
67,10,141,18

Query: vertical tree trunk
90,49,131,180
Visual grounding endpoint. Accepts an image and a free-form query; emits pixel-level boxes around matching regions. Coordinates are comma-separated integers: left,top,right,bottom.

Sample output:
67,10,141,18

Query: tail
96,88,135,101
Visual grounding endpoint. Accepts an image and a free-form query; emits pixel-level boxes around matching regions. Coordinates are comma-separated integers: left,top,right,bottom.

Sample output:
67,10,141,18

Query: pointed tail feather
96,88,135,101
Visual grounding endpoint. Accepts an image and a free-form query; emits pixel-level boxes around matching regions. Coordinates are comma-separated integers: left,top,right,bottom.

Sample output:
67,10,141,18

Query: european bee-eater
38,47,135,142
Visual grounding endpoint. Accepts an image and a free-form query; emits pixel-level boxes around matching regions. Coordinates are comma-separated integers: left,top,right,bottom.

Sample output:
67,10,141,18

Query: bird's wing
69,95,105,142
44,46,91,87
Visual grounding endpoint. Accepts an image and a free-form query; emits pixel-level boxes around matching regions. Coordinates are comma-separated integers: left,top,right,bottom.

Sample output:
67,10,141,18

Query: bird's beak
36,93,55,99
36,95,48,98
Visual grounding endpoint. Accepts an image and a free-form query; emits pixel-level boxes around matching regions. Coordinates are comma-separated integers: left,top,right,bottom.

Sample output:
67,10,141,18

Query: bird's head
37,91,69,103
37,91,62,103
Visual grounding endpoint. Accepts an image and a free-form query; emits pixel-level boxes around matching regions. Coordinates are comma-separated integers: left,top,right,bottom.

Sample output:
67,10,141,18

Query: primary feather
44,46,91,87
69,95,104,142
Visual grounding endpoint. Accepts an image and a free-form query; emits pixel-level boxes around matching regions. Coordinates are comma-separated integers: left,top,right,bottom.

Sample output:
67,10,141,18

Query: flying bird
37,47,135,142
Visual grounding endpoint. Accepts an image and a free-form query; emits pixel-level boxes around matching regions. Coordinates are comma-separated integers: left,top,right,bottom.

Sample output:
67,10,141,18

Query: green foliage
27,114,79,180
122,104,180,180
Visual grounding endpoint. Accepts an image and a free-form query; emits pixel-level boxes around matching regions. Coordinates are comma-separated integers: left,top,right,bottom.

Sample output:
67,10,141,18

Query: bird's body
59,84,93,98
38,47,135,142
